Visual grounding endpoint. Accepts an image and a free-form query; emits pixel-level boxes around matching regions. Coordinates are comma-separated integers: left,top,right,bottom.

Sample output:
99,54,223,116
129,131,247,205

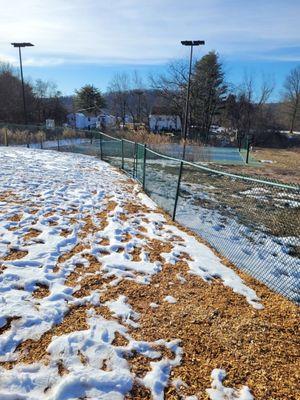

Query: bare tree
149,59,188,122
107,72,152,127
127,71,146,124
150,54,227,141
33,80,60,121
222,73,275,145
0,61,35,123
283,66,300,133
107,73,131,125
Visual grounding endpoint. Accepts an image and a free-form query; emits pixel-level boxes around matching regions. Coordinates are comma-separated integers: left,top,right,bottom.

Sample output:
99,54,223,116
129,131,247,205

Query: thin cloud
0,0,299,67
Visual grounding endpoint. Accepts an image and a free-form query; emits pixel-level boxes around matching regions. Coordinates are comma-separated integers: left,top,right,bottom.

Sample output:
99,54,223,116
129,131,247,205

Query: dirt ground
225,147,300,184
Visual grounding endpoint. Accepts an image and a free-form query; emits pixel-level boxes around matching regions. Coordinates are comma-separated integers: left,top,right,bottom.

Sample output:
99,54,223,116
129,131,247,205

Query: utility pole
181,40,205,160
11,42,34,125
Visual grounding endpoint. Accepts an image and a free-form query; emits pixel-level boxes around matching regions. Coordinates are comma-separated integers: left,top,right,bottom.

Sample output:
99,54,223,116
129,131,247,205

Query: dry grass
227,147,300,184
0,126,85,146
113,126,173,145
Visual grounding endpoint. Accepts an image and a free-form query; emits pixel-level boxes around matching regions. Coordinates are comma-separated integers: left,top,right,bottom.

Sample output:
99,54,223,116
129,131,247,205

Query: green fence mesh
122,139,136,177
143,149,182,215
176,163,300,302
135,143,145,184
100,134,122,169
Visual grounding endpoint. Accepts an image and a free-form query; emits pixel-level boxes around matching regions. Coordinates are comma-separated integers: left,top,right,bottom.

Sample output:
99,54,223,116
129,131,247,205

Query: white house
67,113,88,129
149,114,181,133
67,113,116,130
96,114,116,129
210,125,227,134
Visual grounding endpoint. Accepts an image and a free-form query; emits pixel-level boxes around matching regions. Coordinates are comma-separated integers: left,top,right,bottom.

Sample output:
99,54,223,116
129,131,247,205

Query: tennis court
149,143,259,165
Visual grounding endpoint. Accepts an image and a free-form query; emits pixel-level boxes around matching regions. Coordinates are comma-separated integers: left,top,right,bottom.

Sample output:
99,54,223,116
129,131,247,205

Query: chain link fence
1,125,299,302
176,163,300,302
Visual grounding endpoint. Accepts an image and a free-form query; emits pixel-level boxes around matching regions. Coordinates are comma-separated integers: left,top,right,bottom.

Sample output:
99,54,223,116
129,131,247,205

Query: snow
0,147,261,398
176,273,187,284
164,295,177,304
172,377,188,389
137,192,157,210
206,369,254,400
105,295,140,328
141,340,182,400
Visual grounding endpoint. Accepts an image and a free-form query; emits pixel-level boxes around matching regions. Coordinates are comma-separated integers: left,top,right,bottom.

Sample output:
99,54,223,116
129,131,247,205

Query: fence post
4,128,8,146
133,142,137,178
172,161,183,221
238,135,242,152
142,144,147,190
121,139,124,170
99,133,103,160
246,138,251,164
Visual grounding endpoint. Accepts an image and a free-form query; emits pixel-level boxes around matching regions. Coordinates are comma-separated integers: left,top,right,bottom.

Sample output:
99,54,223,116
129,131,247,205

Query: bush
112,126,173,145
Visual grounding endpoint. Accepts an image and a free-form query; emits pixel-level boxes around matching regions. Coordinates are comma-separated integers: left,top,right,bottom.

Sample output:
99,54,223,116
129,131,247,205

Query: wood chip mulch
1,184,299,400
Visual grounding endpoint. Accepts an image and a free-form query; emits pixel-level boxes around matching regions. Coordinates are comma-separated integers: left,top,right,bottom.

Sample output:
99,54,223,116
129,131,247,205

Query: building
96,114,116,129
149,114,181,133
67,113,88,129
67,113,116,130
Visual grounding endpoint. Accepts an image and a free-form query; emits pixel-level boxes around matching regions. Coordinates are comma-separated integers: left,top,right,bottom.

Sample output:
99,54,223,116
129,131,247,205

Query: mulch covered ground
0,148,299,399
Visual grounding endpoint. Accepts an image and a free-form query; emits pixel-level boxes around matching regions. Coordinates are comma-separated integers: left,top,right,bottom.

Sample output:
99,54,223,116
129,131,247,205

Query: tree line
79,52,300,146
1,54,299,147
0,62,66,124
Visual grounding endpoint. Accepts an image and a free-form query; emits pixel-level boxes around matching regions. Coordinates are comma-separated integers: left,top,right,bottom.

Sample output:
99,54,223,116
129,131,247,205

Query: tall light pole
11,42,34,125
181,40,205,160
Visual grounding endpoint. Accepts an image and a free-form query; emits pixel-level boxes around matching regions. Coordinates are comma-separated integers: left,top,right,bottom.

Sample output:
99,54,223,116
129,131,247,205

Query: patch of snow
141,339,182,400
105,295,140,327
206,369,254,400
176,273,187,284
137,192,157,210
172,377,188,389
164,295,177,304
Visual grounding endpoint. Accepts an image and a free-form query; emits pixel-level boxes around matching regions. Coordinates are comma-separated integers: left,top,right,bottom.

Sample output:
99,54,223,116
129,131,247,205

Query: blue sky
0,0,299,99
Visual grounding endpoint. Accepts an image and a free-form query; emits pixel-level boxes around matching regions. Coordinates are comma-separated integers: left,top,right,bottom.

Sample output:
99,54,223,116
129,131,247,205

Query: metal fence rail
1,125,299,303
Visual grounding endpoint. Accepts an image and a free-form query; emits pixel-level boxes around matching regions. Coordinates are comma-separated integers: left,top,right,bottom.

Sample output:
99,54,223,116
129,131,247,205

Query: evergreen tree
74,85,106,115
190,51,227,140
